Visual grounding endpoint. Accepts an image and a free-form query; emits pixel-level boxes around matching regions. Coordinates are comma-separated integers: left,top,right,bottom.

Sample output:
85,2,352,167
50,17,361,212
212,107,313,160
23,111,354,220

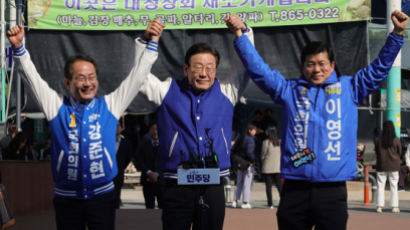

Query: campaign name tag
177,168,220,185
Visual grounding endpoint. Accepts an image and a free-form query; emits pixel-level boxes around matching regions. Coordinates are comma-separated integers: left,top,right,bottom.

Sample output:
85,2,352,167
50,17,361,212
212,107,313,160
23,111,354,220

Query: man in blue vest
7,20,162,230
136,15,254,230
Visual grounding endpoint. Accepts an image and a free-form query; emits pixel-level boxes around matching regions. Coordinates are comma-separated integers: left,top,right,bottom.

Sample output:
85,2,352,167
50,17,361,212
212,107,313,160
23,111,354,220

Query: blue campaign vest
49,96,118,199
157,79,233,177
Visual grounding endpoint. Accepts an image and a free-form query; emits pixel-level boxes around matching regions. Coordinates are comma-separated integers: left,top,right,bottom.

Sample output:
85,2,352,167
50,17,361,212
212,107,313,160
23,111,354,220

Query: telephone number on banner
269,7,340,22
54,8,341,28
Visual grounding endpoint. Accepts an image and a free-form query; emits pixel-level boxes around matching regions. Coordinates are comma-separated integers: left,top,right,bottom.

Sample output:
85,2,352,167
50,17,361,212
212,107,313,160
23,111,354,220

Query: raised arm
228,17,288,103
134,19,165,66
8,25,63,121
133,19,173,107
392,10,408,36
225,14,247,38
7,25,24,48
351,10,408,103
220,14,255,105
105,19,164,118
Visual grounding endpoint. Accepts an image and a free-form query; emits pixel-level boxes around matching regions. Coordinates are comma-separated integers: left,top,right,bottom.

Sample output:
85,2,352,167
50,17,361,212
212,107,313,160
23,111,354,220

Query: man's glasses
191,65,216,74
74,75,97,83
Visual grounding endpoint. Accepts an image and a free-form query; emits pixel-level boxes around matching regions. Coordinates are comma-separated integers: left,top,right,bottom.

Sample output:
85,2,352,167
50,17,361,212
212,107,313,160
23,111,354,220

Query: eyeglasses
74,75,97,83
305,61,331,69
191,65,216,74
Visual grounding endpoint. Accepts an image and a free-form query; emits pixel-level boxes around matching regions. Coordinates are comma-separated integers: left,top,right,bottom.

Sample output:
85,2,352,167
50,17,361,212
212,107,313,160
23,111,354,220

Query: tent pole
15,0,22,130
1,0,6,122
386,0,402,137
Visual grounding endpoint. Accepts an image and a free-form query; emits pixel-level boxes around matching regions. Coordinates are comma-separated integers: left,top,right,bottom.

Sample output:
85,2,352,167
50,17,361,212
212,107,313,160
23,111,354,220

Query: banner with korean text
28,0,371,30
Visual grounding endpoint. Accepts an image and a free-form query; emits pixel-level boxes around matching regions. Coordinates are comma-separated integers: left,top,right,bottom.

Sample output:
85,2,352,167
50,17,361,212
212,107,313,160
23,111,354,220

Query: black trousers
264,173,282,206
53,191,116,230
277,180,348,230
113,170,125,209
399,165,409,189
143,181,163,209
161,180,225,230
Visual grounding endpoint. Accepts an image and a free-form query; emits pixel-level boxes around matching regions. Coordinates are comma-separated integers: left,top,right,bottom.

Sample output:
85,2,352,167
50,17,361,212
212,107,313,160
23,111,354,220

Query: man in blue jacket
226,10,408,230
137,15,253,230
7,21,162,230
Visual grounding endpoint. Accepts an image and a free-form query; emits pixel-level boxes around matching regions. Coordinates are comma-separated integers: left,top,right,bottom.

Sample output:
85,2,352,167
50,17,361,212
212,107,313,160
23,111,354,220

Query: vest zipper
221,128,229,155
56,150,64,173
104,147,114,169
169,131,179,157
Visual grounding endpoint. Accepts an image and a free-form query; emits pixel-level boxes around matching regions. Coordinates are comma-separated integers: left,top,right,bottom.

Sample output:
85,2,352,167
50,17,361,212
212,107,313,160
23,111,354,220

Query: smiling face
64,60,98,103
183,43,220,91
183,52,217,91
302,51,335,85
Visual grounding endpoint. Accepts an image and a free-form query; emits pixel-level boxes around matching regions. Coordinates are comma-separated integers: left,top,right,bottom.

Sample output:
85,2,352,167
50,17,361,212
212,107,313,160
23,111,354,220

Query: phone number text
55,8,341,28
269,7,340,22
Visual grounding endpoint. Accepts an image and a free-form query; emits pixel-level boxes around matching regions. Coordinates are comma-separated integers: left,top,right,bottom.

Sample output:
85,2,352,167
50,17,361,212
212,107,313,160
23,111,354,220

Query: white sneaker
241,203,252,209
392,207,400,213
269,206,274,210
376,207,382,213
231,201,237,208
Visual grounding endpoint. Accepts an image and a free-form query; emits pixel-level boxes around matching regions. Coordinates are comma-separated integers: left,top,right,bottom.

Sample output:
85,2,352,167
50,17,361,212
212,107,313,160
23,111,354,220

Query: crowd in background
2,110,410,211
0,118,51,161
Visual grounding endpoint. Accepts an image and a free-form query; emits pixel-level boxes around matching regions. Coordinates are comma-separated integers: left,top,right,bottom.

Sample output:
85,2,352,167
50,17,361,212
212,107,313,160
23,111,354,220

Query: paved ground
120,179,410,214
12,179,410,229
12,143,410,229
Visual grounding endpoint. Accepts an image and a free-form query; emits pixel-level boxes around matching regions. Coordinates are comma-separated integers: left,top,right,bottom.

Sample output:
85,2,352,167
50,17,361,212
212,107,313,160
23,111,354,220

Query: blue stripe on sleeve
12,45,26,56
147,40,158,52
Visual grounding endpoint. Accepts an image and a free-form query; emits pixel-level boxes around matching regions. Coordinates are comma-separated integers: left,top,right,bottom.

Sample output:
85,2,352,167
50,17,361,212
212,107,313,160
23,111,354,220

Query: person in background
0,122,18,160
261,108,277,129
3,132,32,160
232,123,257,209
113,118,133,209
261,126,282,209
252,110,264,136
399,141,410,191
375,120,402,213
136,121,162,209
251,110,264,182
38,134,52,161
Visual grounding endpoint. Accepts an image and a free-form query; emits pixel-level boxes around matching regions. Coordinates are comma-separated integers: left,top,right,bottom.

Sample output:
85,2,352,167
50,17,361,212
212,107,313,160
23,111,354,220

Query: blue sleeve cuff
12,45,26,56
234,33,249,44
390,32,404,39
147,40,158,52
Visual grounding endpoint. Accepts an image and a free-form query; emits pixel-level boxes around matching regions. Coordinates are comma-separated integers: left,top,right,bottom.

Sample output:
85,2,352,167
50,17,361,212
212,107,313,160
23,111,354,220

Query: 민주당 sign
28,0,371,30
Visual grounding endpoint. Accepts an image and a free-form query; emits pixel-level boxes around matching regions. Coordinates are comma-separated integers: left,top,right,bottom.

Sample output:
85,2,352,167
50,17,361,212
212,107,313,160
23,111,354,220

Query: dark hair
233,123,257,152
265,126,280,146
246,123,257,133
64,54,98,80
381,120,396,148
148,120,157,129
301,41,335,65
184,43,220,67
254,110,262,116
